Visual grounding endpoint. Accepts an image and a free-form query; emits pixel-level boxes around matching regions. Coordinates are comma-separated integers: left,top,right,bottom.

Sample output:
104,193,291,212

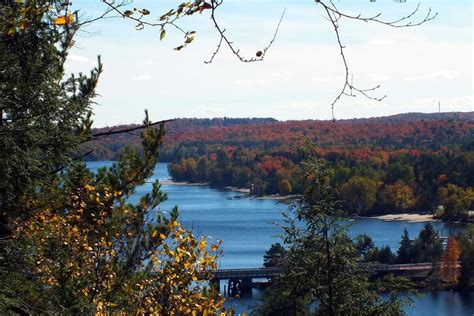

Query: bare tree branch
205,1,286,63
325,1,437,28
84,0,436,119
316,0,437,120
91,119,174,138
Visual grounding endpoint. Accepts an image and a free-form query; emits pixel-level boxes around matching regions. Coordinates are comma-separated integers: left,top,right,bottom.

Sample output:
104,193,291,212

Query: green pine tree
255,143,413,315
0,2,222,313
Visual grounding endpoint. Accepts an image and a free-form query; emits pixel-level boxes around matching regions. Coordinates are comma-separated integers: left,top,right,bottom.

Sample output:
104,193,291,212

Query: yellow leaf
198,240,206,251
53,14,74,26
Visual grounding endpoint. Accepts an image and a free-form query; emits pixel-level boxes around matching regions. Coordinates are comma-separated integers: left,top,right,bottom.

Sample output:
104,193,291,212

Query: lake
87,161,474,315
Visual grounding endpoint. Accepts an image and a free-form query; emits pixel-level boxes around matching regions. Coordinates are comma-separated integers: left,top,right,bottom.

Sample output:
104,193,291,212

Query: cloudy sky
68,0,473,127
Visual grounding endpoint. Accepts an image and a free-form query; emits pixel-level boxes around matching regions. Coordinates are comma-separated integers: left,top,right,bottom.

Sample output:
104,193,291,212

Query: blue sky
67,1,473,127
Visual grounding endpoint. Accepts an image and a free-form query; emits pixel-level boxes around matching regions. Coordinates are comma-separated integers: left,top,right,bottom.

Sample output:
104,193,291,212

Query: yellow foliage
13,182,223,314
53,14,74,26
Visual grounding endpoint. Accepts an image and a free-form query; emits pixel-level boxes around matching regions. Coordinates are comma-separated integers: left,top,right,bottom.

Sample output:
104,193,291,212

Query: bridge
211,263,436,297
213,267,282,279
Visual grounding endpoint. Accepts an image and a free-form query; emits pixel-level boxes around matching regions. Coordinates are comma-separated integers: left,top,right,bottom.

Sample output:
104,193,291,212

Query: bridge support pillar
226,278,253,297
227,279,239,297
241,277,252,296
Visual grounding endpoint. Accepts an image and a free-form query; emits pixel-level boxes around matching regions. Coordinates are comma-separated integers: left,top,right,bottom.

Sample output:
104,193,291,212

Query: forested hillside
87,117,277,161
88,112,474,221
88,112,473,161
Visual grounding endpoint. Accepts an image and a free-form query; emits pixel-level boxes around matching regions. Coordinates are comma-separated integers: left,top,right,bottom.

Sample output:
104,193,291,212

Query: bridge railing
212,263,436,280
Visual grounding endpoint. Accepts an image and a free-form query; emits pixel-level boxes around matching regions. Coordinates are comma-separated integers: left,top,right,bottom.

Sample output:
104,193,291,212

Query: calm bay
88,161,474,315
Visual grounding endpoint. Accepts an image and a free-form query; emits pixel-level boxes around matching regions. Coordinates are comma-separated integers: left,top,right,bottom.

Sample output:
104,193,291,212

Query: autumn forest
88,112,474,222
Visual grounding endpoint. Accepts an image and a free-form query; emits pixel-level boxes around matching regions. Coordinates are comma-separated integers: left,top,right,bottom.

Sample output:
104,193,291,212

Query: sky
67,0,473,127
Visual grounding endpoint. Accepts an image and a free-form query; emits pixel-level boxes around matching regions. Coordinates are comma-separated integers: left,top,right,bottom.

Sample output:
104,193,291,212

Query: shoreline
250,194,300,201
161,180,208,186
161,180,296,200
160,180,442,222
225,186,251,193
370,213,438,223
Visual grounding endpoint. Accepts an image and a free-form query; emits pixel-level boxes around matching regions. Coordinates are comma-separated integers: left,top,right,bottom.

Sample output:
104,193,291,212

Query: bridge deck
212,263,435,280
213,267,281,279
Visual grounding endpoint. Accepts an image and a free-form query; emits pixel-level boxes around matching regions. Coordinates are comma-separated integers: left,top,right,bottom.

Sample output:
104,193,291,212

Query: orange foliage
258,156,284,172
53,14,74,26
441,236,461,283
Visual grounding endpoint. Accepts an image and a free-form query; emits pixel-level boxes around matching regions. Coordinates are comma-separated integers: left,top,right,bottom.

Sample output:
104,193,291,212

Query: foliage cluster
357,225,444,265
169,147,473,221
0,1,222,314
254,148,414,315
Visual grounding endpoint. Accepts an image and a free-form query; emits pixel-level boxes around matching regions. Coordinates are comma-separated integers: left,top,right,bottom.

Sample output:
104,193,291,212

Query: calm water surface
87,162,474,315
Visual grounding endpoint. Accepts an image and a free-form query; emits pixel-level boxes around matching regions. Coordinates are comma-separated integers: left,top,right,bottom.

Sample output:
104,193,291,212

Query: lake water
87,161,474,315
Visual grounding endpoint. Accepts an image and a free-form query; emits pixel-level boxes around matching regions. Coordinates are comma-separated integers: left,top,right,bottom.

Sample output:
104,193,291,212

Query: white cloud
233,78,269,87
68,54,90,63
368,39,397,46
189,105,222,117
136,60,154,66
233,72,295,87
414,96,473,112
342,98,393,110
404,71,461,82
367,73,391,82
311,76,344,84
131,74,153,81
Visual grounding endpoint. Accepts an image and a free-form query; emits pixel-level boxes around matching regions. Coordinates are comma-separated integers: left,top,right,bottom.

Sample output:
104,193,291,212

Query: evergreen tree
397,229,412,263
377,246,396,264
0,2,222,313
355,234,375,259
417,223,443,263
255,144,412,315
0,0,96,236
263,243,285,268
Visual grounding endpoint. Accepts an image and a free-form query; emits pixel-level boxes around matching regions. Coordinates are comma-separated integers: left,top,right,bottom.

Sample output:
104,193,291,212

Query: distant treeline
87,113,473,161
86,117,277,161
169,146,474,221
87,113,474,221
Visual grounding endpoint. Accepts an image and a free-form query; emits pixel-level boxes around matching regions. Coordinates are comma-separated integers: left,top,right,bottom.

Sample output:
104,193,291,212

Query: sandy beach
371,213,438,223
225,186,251,193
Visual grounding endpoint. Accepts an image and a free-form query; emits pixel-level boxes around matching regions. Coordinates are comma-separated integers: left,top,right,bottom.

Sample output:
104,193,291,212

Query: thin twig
317,0,435,120
91,119,174,138
205,1,285,63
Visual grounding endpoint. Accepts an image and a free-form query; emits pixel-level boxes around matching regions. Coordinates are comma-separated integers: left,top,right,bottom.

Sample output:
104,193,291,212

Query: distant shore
225,186,250,193
161,181,441,221
250,194,300,201
160,180,207,186
370,213,438,223
161,180,299,200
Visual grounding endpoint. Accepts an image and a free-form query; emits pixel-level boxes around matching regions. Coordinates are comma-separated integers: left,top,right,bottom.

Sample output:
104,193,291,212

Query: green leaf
160,29,166,41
